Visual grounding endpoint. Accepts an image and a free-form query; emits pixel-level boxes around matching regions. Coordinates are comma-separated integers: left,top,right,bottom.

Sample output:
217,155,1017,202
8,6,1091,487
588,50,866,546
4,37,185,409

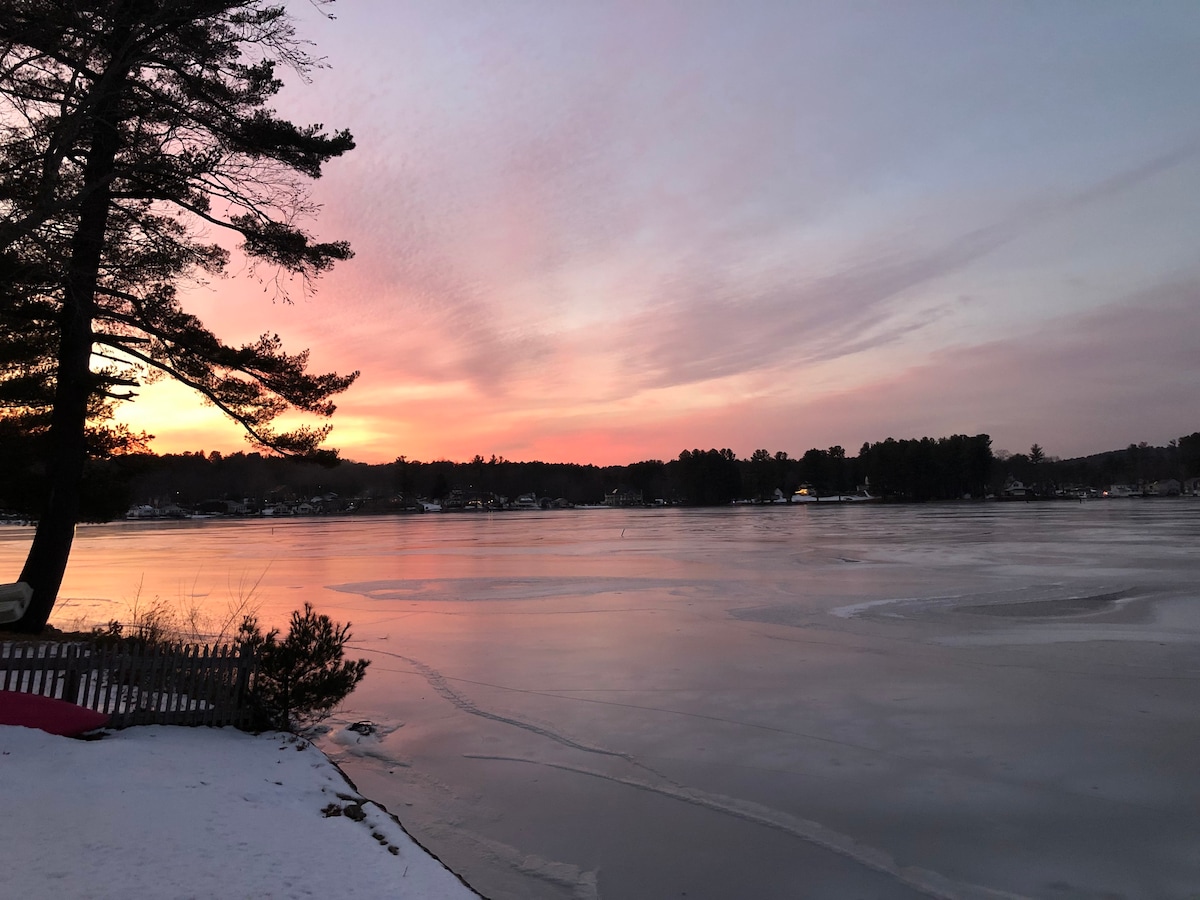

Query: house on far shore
1104,484,1140,498
1001,476,1034,498
1145,479,1181,496
605,486,643,507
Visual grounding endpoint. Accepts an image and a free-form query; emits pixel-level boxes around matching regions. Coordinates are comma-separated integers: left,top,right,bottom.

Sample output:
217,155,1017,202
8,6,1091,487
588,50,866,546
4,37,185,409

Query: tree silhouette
1,1,356,630
673,448,741,505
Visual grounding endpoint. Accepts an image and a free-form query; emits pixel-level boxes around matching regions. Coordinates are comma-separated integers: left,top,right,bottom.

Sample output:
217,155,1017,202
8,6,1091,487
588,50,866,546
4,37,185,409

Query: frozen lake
4,502,1199,898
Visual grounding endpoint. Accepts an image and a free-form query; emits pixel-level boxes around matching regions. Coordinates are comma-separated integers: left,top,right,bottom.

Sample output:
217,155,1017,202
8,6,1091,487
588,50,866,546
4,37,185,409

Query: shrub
239,604,369,732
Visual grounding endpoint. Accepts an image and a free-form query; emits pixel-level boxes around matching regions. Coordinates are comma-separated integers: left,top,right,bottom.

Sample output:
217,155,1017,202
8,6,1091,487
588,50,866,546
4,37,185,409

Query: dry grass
3,568,267,647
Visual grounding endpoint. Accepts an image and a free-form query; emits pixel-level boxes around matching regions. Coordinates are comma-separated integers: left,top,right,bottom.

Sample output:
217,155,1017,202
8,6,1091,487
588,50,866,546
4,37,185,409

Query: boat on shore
791,482,878,503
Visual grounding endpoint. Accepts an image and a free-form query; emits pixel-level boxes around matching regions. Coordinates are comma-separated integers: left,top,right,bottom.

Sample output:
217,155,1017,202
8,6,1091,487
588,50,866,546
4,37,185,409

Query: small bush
239,604,369,732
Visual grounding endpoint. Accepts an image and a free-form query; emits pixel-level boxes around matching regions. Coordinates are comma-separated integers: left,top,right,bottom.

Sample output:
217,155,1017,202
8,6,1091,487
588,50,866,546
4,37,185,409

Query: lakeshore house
605,486,643,508
1001,476,1034,498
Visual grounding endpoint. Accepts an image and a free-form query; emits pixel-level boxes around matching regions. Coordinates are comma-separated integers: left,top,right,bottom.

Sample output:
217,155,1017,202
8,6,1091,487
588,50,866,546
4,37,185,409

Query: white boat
791,489,877,503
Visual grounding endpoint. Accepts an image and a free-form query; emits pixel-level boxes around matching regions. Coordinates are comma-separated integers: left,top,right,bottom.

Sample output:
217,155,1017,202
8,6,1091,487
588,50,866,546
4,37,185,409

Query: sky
113,0,1200,466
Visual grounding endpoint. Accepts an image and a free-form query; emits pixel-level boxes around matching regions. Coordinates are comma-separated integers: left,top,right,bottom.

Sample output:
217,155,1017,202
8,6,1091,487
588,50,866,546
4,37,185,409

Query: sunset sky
114,0,1200,466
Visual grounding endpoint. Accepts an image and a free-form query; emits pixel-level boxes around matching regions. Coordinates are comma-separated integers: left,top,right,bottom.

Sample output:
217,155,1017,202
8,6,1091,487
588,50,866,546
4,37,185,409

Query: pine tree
238,604,369,731
0,1,357,630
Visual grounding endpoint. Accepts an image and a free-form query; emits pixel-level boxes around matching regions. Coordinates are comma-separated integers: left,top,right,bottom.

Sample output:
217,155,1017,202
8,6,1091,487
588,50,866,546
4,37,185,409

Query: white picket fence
0,640,257,728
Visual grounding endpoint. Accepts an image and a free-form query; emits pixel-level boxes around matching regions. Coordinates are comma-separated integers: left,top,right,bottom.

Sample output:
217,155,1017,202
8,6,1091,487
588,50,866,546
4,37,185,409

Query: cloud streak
113,2,1200,464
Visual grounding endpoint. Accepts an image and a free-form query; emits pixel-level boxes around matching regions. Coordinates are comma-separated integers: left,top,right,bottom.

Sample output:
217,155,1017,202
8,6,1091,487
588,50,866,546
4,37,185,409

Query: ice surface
3,501,1199,898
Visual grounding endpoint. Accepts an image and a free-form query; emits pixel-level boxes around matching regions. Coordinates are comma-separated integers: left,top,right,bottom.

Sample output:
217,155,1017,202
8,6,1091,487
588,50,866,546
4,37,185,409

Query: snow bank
0,724,478,899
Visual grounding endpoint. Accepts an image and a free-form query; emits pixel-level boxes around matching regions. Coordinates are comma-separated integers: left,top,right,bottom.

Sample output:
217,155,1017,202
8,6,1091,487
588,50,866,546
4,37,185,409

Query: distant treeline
2,431,1197,522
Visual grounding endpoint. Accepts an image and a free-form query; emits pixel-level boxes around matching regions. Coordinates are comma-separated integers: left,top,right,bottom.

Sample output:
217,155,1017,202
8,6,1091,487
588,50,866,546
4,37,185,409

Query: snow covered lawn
0,724,479,899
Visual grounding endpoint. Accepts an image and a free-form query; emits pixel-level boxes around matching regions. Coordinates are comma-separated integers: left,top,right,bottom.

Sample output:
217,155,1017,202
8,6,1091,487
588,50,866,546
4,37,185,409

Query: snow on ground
0,724,480,899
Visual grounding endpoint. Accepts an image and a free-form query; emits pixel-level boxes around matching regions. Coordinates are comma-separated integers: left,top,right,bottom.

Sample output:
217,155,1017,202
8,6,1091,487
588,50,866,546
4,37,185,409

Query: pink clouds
121,272,1196,466
766,283,1200,460
109,3,1200,466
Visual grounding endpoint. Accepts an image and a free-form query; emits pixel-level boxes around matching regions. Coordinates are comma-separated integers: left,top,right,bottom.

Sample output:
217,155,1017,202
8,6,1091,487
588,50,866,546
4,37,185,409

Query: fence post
64,644,81,703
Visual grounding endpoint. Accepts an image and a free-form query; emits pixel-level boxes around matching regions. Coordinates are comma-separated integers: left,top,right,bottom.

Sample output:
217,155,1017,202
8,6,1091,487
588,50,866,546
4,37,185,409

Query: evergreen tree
1,1,357,630
238,603,369,732
672,448,741,505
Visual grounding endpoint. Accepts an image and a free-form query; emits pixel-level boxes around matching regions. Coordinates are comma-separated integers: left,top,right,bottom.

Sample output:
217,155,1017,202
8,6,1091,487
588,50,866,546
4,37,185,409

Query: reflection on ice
827,583,1145,620
2,502,1199,898
958,588,1133,617
329,576,696,603
935,625,1198,646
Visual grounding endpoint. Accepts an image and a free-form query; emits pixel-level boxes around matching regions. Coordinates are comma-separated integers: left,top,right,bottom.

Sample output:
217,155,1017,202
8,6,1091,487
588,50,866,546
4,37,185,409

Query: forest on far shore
2,431,1198,523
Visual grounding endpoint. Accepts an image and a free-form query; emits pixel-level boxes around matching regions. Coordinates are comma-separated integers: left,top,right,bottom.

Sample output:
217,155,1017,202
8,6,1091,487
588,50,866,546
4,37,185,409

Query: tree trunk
12,57,129,633
15,290,97,630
